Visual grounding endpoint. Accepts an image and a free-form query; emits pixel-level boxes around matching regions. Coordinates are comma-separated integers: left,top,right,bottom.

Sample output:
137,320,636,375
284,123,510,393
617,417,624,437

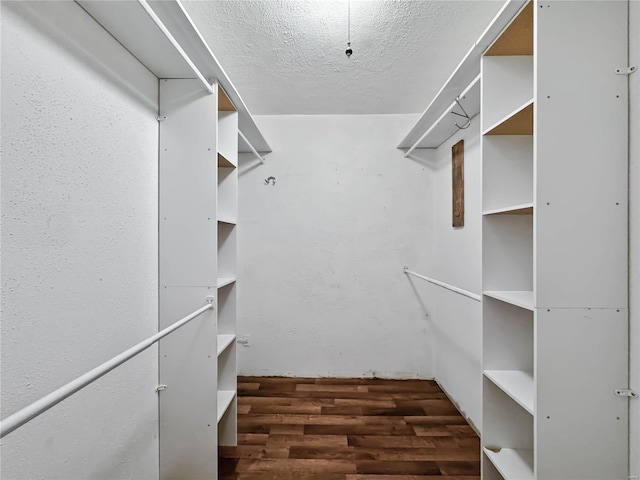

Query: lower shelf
483,447,533,480
483,370,534,414
217,390,236,423
217,334,236,356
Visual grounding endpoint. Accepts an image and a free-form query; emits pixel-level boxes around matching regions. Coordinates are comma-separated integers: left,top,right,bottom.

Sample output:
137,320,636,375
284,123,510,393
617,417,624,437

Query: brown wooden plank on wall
452,140,464,227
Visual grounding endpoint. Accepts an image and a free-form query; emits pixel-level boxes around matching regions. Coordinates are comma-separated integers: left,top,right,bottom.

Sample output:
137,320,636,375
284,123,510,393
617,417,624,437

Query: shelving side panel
483,377,533,449
535,0,628,308
218,167,238,223
482,56,533,131
483,215,533,291
218,111,238,167
159,287,218,479
158,79,218,480
536,308,628,479
159,79,217,287
483,297,533,372
483,135,533,211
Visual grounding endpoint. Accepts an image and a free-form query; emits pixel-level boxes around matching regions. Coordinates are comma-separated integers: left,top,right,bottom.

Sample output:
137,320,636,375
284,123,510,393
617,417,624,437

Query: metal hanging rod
0,299,214,439
403,74,480,158
403,267,481,302
138,0,214,95
239,130,265,164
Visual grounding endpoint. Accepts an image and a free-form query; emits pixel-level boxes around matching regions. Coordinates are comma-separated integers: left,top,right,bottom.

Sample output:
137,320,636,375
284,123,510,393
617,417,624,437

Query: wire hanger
451,97,471,129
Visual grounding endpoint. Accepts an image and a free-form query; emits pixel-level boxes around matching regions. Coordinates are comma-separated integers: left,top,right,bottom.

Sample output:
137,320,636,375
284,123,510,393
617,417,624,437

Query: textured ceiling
182,0,504,115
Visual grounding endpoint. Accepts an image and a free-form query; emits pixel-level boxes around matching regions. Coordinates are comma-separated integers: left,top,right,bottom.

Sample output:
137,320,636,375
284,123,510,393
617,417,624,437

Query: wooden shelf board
484,370,534,414
486,2,533,56
483,203,533,216
217,218,237,226
484,100,534,136
218,153,236,168
218,85,236,112
483,290,534,311
217,334,236,356
217,390,236,423
483,447,534,480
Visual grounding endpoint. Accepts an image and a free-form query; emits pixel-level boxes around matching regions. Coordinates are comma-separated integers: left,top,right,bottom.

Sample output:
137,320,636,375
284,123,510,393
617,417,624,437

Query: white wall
629,0,639,476
410,124,483,432
237,114,436,379
1,2,159,479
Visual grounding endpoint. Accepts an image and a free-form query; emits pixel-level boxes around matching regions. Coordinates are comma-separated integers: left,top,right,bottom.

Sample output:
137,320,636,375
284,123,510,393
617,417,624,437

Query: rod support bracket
615,389,638,398
206,295,215,306
156,116,167,122
155,385,167,393
403,266,409,273
615,66,636,75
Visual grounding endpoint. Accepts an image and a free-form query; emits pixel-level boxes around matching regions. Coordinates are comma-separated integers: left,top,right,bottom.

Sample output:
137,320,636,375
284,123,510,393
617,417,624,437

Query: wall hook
451,97,472,129
264,176,276,186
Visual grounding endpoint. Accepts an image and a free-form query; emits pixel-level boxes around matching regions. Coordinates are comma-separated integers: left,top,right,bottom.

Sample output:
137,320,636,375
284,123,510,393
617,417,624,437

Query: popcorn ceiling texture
183,0,503,115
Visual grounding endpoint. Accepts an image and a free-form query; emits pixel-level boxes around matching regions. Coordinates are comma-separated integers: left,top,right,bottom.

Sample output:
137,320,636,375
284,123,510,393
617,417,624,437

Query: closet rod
403,267,481,302
403,74,480,158
138,0,214,95
239,130,265,164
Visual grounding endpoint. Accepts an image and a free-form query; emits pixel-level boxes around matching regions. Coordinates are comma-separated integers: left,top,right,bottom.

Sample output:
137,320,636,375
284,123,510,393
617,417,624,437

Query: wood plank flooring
219,377,480,480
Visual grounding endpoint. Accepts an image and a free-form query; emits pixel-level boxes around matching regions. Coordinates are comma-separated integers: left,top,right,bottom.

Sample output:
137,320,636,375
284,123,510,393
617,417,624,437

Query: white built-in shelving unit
216,87,239,447
75,1,269,478
399,1,630,478
480,2,629,479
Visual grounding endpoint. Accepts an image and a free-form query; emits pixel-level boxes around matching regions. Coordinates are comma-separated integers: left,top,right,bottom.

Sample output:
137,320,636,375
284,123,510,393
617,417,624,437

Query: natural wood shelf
217,390,236,422
483,203,533,216
218,85,236,112
486,2,533,56
483,290,534,311
484,370,534,414
217,277,236,289
218,153,236,168
483,447,534,480
217,334,236,356
217,218,237,226
484,100,533,136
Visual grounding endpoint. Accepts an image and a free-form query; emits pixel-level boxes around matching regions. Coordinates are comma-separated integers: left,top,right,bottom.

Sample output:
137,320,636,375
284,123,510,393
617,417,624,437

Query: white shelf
483,203,533,216
483,448,534,480
217,335,236,356
217,390,236,423
484,370,534,414
217,277,236,289
483,291,534,311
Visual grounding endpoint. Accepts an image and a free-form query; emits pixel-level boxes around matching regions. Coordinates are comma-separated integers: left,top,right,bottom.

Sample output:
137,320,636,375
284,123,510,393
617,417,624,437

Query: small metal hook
451,97,472,129
264,176,276,186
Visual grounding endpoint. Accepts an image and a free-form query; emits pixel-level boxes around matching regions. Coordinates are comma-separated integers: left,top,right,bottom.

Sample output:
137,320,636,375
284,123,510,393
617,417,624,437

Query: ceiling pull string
345,0,353,58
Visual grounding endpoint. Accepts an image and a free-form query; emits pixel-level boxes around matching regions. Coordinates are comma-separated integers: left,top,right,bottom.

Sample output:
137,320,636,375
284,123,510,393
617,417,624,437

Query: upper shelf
76,0,271,154
484,100,534,136
485,1,533,56
397,0,529,151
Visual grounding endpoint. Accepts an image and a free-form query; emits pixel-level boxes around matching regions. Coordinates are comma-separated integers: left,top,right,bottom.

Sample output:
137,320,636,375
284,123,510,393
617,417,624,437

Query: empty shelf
217,277,236,288
483,203,533,216
483,291,534,311
483,370,534,414
484,100,534,136
217,390,236,423
484,448,534,480
217,334,236,356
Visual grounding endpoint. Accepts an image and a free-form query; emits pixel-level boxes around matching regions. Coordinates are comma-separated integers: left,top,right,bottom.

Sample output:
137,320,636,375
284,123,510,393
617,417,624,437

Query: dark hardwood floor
219,377,480,480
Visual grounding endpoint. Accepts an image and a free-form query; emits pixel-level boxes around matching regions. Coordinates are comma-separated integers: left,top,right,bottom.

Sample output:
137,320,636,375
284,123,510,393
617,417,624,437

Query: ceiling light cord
345,0,353,58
